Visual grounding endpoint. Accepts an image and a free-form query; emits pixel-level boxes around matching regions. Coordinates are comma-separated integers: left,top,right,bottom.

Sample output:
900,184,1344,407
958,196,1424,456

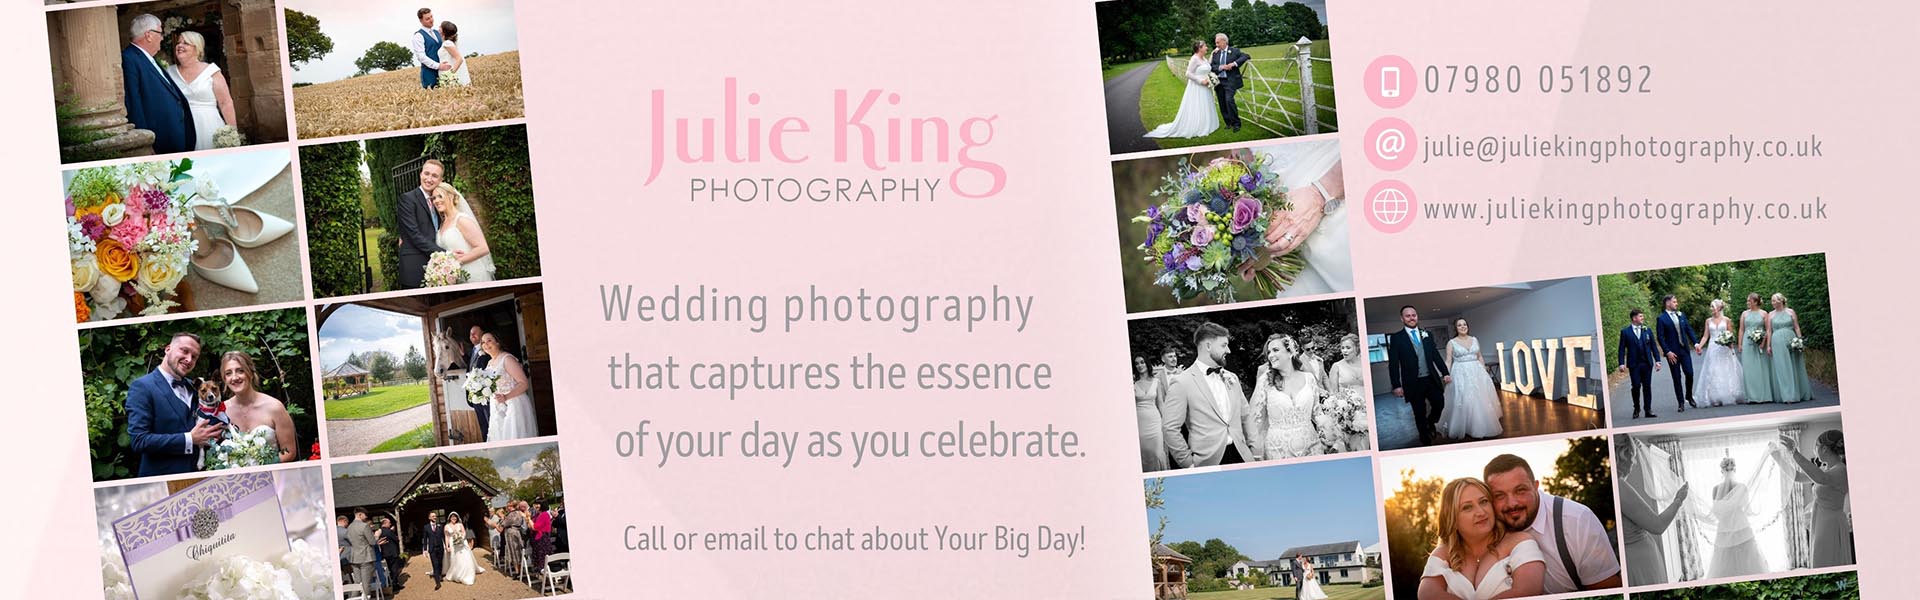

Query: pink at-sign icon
1365,55,1415,109
1364,180,1417,234
1364,117,1416,172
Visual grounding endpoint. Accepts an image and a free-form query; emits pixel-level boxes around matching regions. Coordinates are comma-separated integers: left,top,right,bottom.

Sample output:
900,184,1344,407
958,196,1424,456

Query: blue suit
1617,324,1659,416
120,45,195,155
419,28,443,89
1655,310,1696,409
126,369,198,477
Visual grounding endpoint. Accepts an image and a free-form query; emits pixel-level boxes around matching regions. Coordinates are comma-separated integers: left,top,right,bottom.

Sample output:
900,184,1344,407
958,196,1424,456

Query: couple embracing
1417,455,1620,600
395,159,495,288
1144,33,1252,139
126,332,297,477
412,7,473,89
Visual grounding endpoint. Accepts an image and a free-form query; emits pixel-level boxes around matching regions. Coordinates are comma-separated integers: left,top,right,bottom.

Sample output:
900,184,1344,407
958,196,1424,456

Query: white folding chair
520,547,535,585
341,582,366,600
542,553,571,596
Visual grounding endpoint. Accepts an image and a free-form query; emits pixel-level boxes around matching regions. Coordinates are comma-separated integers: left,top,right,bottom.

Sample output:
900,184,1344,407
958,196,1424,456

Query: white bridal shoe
189,197,293,248
191,227,259,293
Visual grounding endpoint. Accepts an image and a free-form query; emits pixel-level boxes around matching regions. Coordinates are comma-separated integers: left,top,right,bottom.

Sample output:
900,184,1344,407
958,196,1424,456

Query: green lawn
1189,583,1385,600
370,423,434,454
325,384,430,420
1104,59,1156,82
363,227,387,292
1138,40,1338,150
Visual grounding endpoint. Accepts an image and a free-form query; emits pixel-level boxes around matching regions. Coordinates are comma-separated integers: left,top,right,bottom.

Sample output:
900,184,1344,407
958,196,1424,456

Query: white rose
72,255,99,292
194,178,220,203
101,203,127,227
89,272,121,305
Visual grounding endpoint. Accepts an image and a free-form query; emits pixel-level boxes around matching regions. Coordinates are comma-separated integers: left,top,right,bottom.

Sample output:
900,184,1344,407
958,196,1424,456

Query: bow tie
1206,366,1227,376
171,377,194,390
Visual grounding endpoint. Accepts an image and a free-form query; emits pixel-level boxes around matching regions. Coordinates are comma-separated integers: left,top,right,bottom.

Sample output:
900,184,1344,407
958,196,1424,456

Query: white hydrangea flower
178,554,298,600
279,539,334,600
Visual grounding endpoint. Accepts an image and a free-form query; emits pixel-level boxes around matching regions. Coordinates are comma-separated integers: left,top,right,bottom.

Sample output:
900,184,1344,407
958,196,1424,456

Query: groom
121,14,195,154
126,332,225,477
411,7,453,89
1209,33,1252,132
1161,322,1255,468
1483,454,1623,594
1387,306,1450,445
422,510,447,590
1654,295,1698,413
395,159,450,288
466,325,492,440
1616,309,1662,418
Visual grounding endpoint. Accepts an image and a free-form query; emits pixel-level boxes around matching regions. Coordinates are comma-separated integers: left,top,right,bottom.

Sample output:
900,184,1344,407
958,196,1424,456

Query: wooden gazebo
332,453,501,553
1153,543,1192,600
318,282,552,447
323,361,371,399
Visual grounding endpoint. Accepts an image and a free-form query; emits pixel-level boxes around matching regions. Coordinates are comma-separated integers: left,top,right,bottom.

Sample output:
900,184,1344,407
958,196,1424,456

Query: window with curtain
1642,429,1791,580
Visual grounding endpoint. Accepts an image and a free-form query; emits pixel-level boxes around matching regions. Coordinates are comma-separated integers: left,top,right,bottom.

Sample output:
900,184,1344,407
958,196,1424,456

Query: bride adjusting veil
1144,41,1220,139
1630,437,1788,581
433,182,496,282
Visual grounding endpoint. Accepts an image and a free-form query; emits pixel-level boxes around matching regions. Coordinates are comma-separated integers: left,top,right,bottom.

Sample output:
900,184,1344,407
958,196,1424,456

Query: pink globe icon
1364,180,1416,234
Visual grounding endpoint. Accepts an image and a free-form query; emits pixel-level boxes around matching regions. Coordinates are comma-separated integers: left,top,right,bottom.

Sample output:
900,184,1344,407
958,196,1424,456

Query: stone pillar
223,0,288,144
49,7,154,159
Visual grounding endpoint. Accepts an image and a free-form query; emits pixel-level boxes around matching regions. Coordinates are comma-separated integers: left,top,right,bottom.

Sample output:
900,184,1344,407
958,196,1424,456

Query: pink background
5,0,1918,598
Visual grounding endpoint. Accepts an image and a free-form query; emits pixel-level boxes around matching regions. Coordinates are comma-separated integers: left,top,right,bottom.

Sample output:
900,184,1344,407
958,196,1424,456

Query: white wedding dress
444,523,477,585
1255,372,1320,458
1298,566,1330,600
486,356,538,441
1693,319,1745,406
1254,140,1353,297
1143,55,1219,138
1438,338,1504,439
1422,539,1546,600
437,213,495,282
166,63,225,150
439,45,471,85
1705,483,1770,578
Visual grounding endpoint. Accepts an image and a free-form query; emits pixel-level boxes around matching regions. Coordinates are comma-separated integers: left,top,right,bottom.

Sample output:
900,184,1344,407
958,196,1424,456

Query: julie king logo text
647,78,1004,202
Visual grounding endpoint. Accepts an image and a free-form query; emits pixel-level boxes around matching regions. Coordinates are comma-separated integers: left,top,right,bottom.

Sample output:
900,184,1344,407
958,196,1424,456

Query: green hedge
1597,254,1833,381
1634,571,1857,599
79,308,316,480
299,141,366,297
452,124,541,280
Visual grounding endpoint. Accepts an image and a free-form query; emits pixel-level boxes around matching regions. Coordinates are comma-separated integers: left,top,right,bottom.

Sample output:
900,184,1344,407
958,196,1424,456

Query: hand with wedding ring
1264,162,1344,256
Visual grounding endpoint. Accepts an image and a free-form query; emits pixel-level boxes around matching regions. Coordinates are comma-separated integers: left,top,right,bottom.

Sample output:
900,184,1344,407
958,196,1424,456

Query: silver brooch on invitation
191,508,219,539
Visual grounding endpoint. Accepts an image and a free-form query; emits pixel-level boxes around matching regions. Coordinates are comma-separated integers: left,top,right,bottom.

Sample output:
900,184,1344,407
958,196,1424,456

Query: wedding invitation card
110,472,290,599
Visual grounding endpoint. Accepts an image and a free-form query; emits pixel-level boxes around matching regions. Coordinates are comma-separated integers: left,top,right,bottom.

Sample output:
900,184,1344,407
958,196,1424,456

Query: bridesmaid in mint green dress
1738,293,1774,403
1767,293,1813,402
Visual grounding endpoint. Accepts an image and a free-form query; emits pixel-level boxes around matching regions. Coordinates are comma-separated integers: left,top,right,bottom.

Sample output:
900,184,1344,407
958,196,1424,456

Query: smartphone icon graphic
1382,66,1401,98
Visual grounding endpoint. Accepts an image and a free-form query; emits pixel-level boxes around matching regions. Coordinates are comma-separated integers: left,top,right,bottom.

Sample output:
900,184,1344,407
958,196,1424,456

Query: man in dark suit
395,159,450,289
1388,305,1451,445
377,516,401,593
126,332,224,477
120,14,194,154
422,510,446,590
1209,33,1252,132
1616,309,1663,418
466,325,492,439
1653,294,1698,412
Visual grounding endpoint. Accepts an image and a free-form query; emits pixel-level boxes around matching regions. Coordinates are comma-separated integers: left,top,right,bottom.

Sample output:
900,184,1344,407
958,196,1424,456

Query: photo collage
1096,3,1856,599
50,0,573,598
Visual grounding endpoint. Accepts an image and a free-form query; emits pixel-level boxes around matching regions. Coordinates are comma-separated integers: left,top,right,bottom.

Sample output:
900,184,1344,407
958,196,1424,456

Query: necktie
426,191,440,229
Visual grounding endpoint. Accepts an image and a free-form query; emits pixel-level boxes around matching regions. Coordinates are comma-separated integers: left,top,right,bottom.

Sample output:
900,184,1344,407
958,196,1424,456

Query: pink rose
1184,203,1206,224
1229,196,1261,233
1190,221,1216,246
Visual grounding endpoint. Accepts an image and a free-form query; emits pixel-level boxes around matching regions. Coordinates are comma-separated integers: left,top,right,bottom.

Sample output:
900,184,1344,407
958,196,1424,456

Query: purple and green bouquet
1131,153,1301,303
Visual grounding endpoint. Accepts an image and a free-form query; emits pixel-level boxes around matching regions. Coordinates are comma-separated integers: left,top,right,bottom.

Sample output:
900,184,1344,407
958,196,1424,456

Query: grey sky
331,441,556,479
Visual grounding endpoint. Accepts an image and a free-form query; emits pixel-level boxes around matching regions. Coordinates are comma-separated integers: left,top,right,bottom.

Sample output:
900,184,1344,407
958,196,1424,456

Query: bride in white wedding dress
481,333,539,441
1701,457,1772,578
1143,41,1220,139
1249,334,1324,459
432,183,496,282
1692,300,1745,406
438,21,472,86
444,513,478,585
1438,319,1504,439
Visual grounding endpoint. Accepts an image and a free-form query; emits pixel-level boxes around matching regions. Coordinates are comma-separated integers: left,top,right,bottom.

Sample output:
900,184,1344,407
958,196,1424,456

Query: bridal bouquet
1712,330,1736,347
464,369,501,405
212,125,246,149
204,424,281,470
67,160,203,321
1131,153,1300,303
423,251,470,287
1748,328,1765,344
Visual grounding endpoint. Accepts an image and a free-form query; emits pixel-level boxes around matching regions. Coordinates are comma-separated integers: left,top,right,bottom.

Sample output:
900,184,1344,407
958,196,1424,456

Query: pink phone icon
1382,66,1401,98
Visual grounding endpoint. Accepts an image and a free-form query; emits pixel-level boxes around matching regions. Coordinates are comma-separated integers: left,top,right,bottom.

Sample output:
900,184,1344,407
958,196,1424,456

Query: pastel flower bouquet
66,160,203,321
204,424,282,471
1748,328,1765,344
423,251,469,287
1131,153,1301,304
464,368,500,404
1313,387,1369,453
1712,329,1736,347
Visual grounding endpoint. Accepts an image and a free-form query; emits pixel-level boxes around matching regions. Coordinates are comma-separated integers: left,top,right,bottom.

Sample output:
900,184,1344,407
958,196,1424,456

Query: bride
219,351,297,463
165,32,237,150
1296,555,1330,600
1248,334,1323,459
1702,457,1770,578
1691,299,1745,406
1438,318,1503,440
444,512,478,585
432,182,496,282
437,21,472,86
482,332,539,441
1419,478,1545,600
1143,41,1219,139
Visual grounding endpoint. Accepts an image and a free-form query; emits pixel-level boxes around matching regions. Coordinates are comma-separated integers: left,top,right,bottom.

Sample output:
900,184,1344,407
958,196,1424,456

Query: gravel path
328,403,432,457
1106,62,1161,154
361,547,562,600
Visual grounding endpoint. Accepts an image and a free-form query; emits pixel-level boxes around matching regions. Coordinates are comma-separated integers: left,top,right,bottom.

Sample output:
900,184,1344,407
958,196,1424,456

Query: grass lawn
1189,583,1385,600
363,226,387,292
1104,59,1156,82
325,384,430,420
370,423,434,454
1138,40,1339,150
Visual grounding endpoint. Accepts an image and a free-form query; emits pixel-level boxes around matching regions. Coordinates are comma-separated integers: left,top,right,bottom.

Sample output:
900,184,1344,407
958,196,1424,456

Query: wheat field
292,51,526,139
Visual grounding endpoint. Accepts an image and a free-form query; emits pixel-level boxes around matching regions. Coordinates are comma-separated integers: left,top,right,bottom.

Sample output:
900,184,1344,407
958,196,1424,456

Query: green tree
1544,436,1615,531
1144,478,1170,568
1385,470,1445,600
404,345,428,380
362,349,399,383
1096,0,1178,63
512,446,566,502
1273,2,1327,41
284,9,333,70
1597,273,1652,370
450,455,507,491
354,41,414,76
1173,0,1215,42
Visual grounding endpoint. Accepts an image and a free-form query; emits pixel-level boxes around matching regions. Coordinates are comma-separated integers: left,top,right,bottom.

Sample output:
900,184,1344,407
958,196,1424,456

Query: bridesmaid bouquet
1131,153,1300,303
464,369,501,404
1712,330,1735,347
66,160,202,321
1747,328,1765,344
1313,388,1369,447
1790,336,1805,352
204,425,281,470
423,251,470,287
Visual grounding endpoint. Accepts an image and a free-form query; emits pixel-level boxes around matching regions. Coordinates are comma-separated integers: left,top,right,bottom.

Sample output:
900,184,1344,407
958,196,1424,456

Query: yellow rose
71,255,98,292
94,238,139,282
136,254,186,292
